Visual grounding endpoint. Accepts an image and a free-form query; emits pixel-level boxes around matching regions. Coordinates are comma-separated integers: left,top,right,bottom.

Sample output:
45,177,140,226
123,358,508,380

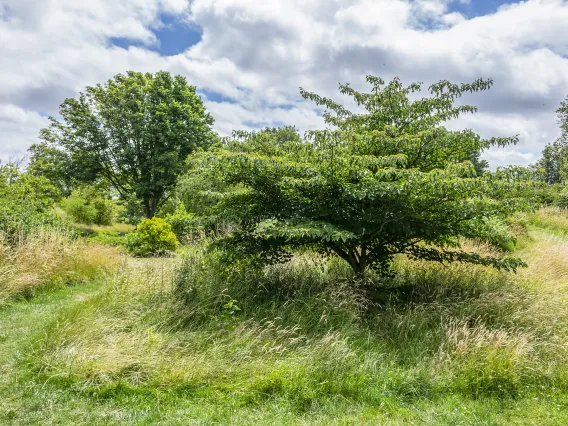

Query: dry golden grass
0,230,120,303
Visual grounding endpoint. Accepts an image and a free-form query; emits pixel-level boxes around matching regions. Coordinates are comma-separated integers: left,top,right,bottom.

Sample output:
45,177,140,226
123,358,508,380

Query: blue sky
1,0,568,167
455,0,520,16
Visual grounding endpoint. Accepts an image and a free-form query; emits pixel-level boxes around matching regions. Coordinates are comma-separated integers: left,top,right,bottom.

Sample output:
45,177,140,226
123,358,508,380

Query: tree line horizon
11,70,568,276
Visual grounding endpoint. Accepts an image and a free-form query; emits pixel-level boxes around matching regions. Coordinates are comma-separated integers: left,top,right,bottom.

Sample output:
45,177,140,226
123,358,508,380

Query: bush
164,207,202,242
61,187,116,226
0,164,64,244
126,218,179,256
62,196,97,224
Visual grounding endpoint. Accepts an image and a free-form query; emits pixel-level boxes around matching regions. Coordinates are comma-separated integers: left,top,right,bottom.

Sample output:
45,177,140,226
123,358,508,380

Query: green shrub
61,187,116,226
164,207,202,242
126,218,179,256
0,164,64,244
62,196,97,224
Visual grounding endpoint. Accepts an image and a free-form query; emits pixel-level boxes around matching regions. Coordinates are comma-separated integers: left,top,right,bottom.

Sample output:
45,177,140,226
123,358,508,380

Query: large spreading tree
41,71,215,218
197,76,528,277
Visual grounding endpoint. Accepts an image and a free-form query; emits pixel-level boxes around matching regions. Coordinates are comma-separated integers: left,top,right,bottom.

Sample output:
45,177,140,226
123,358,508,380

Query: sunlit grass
2,208,568,424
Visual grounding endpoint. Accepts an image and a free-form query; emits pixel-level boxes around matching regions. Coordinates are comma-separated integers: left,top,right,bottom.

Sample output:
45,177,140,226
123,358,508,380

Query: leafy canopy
535,95,568,184
196,76,529,276
41,71,215,218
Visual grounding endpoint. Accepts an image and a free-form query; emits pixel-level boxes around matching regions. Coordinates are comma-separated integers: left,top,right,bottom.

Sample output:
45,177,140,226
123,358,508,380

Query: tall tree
535,137,567,184
535,96,568,184
41,71,215,218
197,76,528,278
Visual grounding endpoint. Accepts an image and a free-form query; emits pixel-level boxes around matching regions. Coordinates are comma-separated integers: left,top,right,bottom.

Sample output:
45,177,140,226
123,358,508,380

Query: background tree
27,142,73,196
41,71,215,218
535,137,567,184
197,76,528,278
535,97,568,184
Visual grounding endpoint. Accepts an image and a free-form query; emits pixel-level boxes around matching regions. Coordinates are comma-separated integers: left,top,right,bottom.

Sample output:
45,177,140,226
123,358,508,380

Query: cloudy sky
1,0,568,167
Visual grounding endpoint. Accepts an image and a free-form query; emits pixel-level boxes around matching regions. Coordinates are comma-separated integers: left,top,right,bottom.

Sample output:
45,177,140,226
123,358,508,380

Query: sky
1,0,568,168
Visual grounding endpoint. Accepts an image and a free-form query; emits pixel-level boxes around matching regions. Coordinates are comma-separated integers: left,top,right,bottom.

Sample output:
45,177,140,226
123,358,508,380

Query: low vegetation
0,208,565,424
0,230,119,304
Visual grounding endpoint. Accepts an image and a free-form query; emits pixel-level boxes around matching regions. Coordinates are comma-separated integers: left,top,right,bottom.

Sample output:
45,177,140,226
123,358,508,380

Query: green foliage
41,71,216,218
126,217,179,256
27,142,73,196
61,186,116,226
0,163,63,244
164,207,202,242
195,76,530,276
535,136,567,184
535,95,568,184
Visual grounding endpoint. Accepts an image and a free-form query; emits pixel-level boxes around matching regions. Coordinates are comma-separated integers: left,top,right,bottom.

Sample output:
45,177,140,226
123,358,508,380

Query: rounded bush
126,217,179,256
61,187,116,226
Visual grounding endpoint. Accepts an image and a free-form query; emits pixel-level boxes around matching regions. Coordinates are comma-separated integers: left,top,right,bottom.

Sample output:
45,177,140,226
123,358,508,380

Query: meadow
1,207,567,425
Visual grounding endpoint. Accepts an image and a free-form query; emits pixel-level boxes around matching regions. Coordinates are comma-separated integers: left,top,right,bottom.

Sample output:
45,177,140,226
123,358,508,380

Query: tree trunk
143,197,158,218
352,263,367,281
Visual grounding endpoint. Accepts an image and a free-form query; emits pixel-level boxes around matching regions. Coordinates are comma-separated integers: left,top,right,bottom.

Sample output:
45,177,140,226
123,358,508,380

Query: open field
0,209,567,425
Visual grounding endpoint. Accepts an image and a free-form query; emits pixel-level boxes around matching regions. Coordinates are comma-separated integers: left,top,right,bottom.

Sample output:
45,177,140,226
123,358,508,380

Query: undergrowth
3,208,568,424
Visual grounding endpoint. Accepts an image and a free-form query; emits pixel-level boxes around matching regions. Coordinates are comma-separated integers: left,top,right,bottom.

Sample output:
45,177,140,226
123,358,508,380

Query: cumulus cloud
1,0,568,168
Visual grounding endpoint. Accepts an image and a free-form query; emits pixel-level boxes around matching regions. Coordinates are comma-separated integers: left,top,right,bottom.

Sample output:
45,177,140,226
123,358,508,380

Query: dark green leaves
194,76,530,276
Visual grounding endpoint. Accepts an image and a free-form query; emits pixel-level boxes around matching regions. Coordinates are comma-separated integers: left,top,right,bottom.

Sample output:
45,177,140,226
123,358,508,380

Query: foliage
27,142,73,196
196,76,530,276
126,217,179,256
0,163,63,244
164,207,202,242
61,186,117,226
41,71,216,218
535,136,567,184
535,95,568,184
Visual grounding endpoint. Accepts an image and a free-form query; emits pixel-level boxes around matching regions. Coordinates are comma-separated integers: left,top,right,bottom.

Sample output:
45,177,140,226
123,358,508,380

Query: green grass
1,210,568,424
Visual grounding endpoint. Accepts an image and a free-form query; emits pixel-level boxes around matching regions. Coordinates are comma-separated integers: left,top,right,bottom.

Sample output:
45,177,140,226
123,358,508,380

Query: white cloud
1,0,568,169
0,104,49,162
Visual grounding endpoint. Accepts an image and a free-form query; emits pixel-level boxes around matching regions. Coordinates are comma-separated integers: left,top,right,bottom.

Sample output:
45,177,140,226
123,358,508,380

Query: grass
1,209,568,424
0,229,119,304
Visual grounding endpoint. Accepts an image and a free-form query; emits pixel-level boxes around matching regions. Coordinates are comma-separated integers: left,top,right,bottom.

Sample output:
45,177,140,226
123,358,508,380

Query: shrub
126,218,179,256
164,207,202,243
61,186,116,226
0,164,64,244
62,195,97,224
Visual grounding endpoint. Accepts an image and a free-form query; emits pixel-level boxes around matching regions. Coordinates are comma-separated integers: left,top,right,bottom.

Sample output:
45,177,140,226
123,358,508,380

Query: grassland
1,209,567,425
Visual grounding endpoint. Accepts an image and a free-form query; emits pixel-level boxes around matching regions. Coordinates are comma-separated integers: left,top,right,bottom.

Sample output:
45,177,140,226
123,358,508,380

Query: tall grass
0,229,119,304
529,206,568,236
14,208,568,422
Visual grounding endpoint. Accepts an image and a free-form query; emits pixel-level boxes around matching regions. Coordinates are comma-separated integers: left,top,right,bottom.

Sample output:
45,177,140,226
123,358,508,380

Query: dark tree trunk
331,245,368,280
143,196,158,218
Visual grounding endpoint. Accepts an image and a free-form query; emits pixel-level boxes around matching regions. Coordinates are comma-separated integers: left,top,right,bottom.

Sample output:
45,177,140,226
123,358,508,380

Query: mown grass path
0,282,106,424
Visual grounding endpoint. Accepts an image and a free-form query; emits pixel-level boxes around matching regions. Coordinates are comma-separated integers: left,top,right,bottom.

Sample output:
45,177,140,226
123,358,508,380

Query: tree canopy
535,96,568,184
195,76,528,277
41,71,215,218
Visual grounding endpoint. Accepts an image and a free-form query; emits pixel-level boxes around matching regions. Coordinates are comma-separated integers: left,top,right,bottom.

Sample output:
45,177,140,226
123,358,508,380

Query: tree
197,76,528,278
0,163,62,243
535,97,568,184
27,142,73,196
535,137,567,184
41,71,215,218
